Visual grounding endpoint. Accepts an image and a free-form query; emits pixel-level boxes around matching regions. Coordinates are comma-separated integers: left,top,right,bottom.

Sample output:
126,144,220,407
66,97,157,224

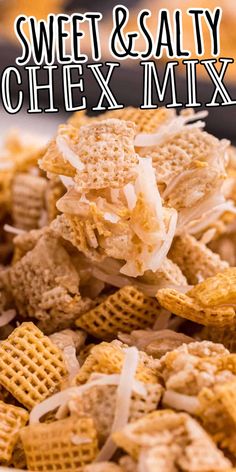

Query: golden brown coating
21,416,98,471
0,322,67,409
0,401,28,463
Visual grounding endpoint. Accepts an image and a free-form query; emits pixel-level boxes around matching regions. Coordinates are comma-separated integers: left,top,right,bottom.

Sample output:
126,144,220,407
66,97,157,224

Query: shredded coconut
3,224,26,235
163,390,200,414
95,347,140,462
30,371,145,425
134,111,208,147
56,135,85,171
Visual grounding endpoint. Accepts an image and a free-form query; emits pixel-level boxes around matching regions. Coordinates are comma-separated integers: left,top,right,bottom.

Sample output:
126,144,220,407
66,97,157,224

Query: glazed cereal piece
159,341,234,397
9,231,84,323
53,156,177,278
73,382,162,445
40,120,139,191
84,463,124,472
119,329,193,358
113,410,231,470
138,127,224,185
0,132,44,218
0,130,43,219
100,107,174,134
49,328,86,353
76,286,162,340
12,227,45,262
37,289,93,335
21,416,98,471
209,380,236,426
138,444,232,472
11,173,48,230
169,234,229,284
164,156,226,211
73,119,139,191
73,341,159,385
156,288,235,327
188,267,236,307
140,257,188,289
0,322,67,409
0,401,28,463
197,382,236,457
69,107,173,134
51,213,107,262
39,125,78,177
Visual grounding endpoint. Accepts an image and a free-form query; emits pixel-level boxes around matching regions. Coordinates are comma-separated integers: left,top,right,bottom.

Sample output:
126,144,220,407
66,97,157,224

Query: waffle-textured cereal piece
76,286,162,340
197,382,236,457
188,267,236,307
73,382,162,444
169,234,229,285
156,288,235,326
99,107,174,134
21,416,98,471
139,128,222,186
164,158,226,211
41,120,139,191
119,329,193,358
159,341,234,396
12,227,45,262
73,341,159,385
37,289,93,335
113,410,231,469
73,119,138,191
84,463,124,472
51,213,106,262
0,322,67,409
9,230,82,321
138,443,232,472
39,125,78,177
216,354,236,376
0,401,28,463
70,107,173,134
140,257,188,288
214,380,236,425
0,130,44,218
11,173,48,230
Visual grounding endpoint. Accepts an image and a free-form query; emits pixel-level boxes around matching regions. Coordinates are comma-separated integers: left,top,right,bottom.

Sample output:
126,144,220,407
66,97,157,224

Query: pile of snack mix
1,107,236,472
